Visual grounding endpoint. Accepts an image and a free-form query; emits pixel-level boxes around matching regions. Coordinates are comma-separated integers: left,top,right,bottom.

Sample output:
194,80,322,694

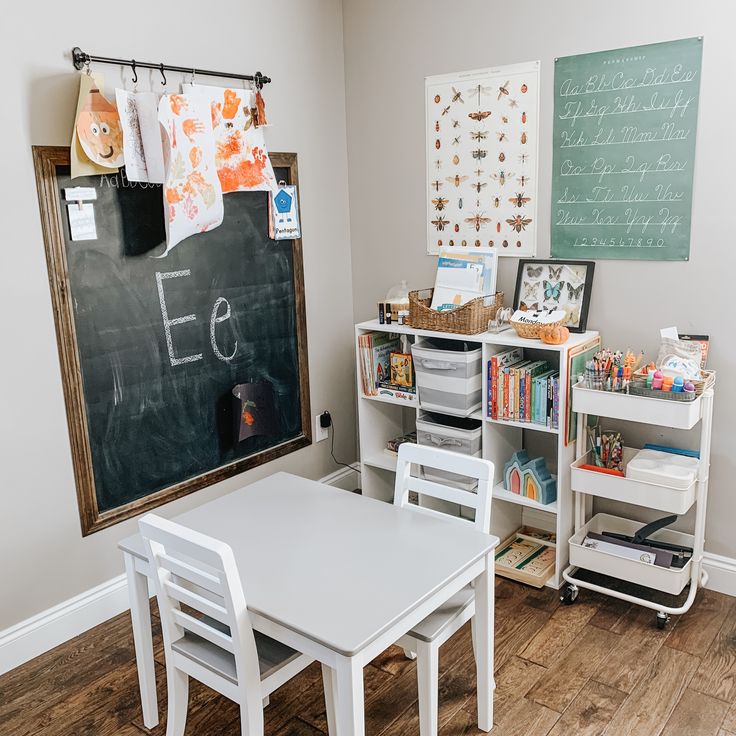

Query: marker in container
385,304,392,325
378,302,385,324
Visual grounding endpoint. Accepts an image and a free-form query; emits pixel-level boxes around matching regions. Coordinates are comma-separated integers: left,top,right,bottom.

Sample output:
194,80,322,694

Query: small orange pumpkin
539,324,569,345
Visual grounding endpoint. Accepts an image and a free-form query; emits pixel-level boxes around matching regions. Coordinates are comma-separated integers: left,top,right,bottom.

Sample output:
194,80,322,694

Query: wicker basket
509,315,566,340
408,289,504,334
631,368,716,397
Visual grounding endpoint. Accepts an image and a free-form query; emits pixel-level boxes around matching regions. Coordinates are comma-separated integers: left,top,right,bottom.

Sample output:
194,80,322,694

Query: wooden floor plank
721,701,736,733
667,589,735,657
588,596,633,632
660,689,728,736
603,646,700,736
691,603,736,702
546,680,627,736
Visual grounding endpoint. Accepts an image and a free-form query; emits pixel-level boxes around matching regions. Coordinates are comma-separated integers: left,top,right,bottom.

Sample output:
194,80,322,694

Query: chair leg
471,615,478,662
403,647,418,661
321,663,337,735
416,641,439,736
165,667,189,736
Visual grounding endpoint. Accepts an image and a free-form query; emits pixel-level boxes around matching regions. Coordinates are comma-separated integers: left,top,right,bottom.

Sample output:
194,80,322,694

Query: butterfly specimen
446,174,469,187
567,282,585,301
496,131,508,142
506,215,532,232
468,110,492,121
451,87,464,103
472,149,487,160
465,212,492,232
542,280,564,301
430,180,443,191
467,83,493,105
432,197,449,211
431,215,450,231
523,282,537,300
526,266,543,278
441,105,451,116
471,130,488,141
491,170,514,186
548,266,563,280
520,301,539,311
498,81,510,100
508,98,519,109
471,181,487,193
509,192,531,208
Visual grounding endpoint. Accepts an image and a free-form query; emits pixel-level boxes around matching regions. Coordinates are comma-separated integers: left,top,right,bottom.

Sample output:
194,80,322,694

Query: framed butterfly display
512,260,595,333
425,61,540,257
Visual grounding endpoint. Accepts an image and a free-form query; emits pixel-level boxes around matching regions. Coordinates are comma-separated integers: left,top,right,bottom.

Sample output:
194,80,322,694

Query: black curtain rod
71,47,271,88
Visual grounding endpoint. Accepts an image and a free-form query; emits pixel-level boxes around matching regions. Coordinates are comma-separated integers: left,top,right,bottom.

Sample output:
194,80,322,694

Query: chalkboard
551,37,702,260
33,147,310,535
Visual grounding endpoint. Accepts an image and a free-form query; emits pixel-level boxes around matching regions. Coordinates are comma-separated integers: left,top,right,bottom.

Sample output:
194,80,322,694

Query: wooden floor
2,579,736,736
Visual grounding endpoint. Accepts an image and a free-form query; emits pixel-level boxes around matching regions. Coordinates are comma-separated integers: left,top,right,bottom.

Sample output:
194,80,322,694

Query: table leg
321,663,337,735
474,551,495,731
334,655,364,736
124,553,159,729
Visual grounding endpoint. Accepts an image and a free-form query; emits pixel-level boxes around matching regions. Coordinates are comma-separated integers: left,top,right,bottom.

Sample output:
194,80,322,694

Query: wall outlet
315,413,329,442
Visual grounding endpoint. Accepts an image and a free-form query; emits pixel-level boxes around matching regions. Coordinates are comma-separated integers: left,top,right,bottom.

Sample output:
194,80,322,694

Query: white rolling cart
561,382,714,629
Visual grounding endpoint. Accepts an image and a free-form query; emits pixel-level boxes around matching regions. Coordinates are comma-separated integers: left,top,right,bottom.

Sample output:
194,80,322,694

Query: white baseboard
0,465,361,676
703,552,736,596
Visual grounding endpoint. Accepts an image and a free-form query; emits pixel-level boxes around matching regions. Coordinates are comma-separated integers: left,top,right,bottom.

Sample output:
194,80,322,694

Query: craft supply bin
562,381,714,629
412,339,482,417
571,448,697,515
569,513,693,596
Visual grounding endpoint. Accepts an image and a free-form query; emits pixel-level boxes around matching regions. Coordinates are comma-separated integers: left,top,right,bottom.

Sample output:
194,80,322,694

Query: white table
120,472,498,734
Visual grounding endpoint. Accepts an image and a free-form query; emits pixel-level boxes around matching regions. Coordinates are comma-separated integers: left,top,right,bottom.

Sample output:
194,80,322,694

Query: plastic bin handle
418,359,457,371
426,435,463,448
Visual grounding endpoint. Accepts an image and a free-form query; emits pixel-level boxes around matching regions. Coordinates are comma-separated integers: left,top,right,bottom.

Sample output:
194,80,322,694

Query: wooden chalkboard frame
33,146,311,536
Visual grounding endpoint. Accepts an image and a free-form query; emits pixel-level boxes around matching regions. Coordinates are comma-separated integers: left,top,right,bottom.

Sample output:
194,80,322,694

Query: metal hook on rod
159,63,167,86
131,59,138,85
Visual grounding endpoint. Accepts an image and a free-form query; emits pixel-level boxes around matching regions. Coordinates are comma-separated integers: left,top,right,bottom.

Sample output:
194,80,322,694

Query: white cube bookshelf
355,319,600,588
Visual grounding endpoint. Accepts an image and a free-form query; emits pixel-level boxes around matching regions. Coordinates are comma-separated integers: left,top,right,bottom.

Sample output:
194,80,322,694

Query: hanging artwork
75,86,125,169
551,38,702,261
183,84,277,193
425,61,540,256
158,93,224,253
232,381,278,442
71,73,114,178
115,89,166,184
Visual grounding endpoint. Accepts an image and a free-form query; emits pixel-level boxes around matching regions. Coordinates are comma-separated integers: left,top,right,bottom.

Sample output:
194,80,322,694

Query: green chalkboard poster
551,37,702,261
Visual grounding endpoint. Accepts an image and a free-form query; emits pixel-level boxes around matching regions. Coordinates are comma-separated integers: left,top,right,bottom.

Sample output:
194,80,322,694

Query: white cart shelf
355,319,599,588
562,382,714,627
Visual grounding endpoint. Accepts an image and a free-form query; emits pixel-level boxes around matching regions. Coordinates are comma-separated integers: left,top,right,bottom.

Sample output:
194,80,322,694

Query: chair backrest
393,443,494,533
139,514,262,710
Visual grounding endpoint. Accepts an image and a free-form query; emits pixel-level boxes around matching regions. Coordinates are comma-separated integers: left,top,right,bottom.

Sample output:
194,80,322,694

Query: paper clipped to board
269,185,301,240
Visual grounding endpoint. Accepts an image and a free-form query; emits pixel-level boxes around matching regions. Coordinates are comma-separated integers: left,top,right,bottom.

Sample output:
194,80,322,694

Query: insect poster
551,38,702,261
425,61,540,256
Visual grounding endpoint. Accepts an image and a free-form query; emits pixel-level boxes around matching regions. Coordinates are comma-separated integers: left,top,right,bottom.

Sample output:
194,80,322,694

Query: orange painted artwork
183,84,277,193
75,87,125,168
158,93,224,253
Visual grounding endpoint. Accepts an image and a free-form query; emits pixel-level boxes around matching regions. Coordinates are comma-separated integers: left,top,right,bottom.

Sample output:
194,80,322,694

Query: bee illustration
496,222,501,233
491,170,514,186
488,240,494,247
468,110,492,121
521,131,528,144
502,115,509,124
438,239,442,247
467,83,493,105
471,181,487,193
458,197,463,209
430,180,443,191
472,149,487,160
509,192,531,208
521,111,527,124
431,215,450,231
452,136,461,146
496,131,508,142
516,240,522,248
492,196,500,208
518,153,530,164
452,119,461,128
454,224,460,233
446,174,468,187
451,86,464,103
521,83,528,93
474,168,484,177
435,139,441,149
435,121,440,132
452,154,460,165
499,152,506,162
465,212,492,232
434,159,442,169
449,239,455,246
461,239,467,246
517,174,532,186
225,121,234,129
471,130,488,141
475,239,481,247
441,104,451,116
432,197,449,211
434,94,441,103
508,98,519,109
506,215,533,232
498,80,510,100
503,240,509,247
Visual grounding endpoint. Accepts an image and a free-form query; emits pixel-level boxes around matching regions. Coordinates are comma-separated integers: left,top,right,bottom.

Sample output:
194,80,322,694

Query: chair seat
406,585,474,643
171,616,300,684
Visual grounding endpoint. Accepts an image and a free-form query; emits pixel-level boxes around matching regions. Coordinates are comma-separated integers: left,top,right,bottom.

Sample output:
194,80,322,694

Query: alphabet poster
551,38,702,261
425,61,540,256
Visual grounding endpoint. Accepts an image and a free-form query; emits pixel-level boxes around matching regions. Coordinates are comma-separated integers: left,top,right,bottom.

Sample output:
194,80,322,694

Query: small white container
571,448,697,515
569,513,692,595
572,383,701,430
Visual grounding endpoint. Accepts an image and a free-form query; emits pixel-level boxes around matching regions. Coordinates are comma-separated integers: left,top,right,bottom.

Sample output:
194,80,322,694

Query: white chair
139,514,332,736
393,443,494,736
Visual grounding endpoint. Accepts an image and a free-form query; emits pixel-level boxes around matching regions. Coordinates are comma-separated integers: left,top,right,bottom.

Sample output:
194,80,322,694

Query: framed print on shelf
513,259,595,333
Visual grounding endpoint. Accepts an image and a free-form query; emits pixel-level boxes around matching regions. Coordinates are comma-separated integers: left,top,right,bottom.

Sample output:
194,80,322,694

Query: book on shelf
358,332,404,397
384,430,417,456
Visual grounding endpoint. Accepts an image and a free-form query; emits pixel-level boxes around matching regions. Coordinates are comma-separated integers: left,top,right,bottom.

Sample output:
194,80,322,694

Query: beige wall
0,0,355,629
343,1,736,555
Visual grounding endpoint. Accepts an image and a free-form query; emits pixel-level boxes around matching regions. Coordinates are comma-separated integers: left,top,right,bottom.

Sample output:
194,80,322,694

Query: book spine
503,368,510,420
525,368,532,423
491,357,498,420
509,369,516,421
553,376,560,430
547,375,554,428
519,370,525,423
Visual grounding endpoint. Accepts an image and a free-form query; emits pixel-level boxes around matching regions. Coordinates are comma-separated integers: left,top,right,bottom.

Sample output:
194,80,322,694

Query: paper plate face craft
76,88,125,168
